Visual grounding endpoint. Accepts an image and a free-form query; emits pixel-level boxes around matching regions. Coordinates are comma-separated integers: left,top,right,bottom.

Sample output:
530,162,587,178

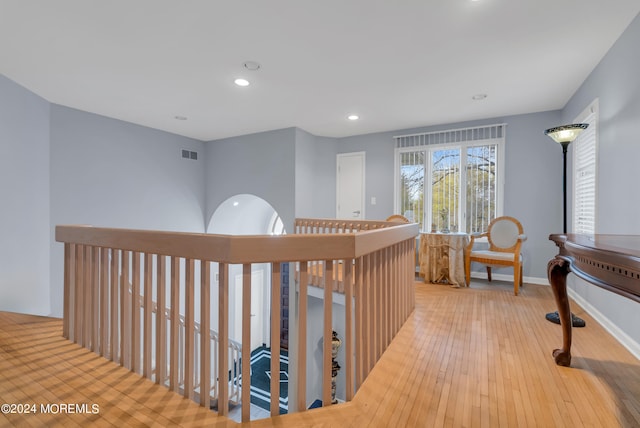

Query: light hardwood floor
1,280,639,427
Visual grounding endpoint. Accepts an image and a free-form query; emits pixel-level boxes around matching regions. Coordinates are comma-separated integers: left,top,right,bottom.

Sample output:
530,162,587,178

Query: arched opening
208,194,288,417
207,194,284,236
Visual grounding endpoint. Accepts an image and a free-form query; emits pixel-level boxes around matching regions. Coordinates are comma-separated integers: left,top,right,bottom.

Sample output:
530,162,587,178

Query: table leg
547,257,572,366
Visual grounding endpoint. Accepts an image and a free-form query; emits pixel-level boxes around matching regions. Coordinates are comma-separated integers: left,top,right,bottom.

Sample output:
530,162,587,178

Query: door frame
336,151,366,220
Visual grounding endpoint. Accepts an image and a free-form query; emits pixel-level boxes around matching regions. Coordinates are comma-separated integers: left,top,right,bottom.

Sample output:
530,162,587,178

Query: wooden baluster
270,263,281,416
395,243,400,333
338,259,344,293
372,251,379,365
100,247,109,357
355,256,364,389
143,253,153,378
367,253,375,374
388,246,395,338
241,263,251,422
63,243,72,340
84,245,92,348
170,256,180,392
91,246,99,353
377,250,385,359
200,260,211,408
156,255,166,385
184,258,195,399
131,252,141,373
297,261,308,412
402,241,407,328
120,251,131,368
322,260,332,407
384,247,390,348
402,240,408,318
404,241,410,320
110,249,119,362
218,262,229,416
380,249,386,350
362,254,370,379
344,258,354,401
74,244,82,345
411,239,416,310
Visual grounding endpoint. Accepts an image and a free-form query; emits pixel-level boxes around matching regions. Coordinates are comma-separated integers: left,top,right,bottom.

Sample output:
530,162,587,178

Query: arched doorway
208,194,285,350
208,194,289,416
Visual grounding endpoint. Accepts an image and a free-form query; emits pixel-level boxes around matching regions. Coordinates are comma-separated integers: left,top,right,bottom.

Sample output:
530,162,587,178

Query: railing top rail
56,219,419,263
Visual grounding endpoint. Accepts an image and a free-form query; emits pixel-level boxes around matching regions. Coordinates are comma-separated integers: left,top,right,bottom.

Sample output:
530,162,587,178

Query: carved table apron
548,234,640,366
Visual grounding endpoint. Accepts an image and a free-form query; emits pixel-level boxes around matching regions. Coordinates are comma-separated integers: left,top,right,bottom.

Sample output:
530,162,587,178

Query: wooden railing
56,218,418,423
147,297,243,405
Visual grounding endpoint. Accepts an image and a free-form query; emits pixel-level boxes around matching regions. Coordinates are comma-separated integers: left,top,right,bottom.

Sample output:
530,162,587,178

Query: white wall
49,104,206,316
0,75,51,315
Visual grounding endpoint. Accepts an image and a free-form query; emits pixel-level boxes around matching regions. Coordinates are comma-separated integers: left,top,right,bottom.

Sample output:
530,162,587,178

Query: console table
548,234,640,366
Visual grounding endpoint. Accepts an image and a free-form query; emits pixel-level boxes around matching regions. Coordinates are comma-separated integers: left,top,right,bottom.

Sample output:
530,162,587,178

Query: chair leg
464,255,471,286
514,264,521,296
520,264,524,287
486,266,492,282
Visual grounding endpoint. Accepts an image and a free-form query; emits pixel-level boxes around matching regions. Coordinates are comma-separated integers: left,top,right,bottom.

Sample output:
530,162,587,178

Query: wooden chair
386,214,410,223
464,216,527,295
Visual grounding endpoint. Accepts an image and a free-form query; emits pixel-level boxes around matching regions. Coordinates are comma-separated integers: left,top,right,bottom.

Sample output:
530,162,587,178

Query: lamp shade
544,123,589,144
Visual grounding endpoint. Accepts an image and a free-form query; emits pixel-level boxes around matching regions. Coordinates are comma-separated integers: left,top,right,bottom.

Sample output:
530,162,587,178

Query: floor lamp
544,123,589,233
544,123,589,327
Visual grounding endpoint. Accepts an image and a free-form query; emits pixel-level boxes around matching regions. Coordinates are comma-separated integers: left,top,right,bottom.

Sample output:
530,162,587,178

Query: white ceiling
2,1,639,142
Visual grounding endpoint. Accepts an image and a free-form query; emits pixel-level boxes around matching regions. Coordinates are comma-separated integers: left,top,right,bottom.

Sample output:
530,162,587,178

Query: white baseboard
567,288,640,361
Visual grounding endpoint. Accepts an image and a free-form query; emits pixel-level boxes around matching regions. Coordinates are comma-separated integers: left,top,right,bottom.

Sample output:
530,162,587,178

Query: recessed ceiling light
347,114,359,121
234,78,250,87
243,61,261,71
174,115,187,120
472,94,487,100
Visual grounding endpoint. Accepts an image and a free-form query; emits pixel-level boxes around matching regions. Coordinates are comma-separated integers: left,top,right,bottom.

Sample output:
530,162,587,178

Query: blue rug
246,346,288,414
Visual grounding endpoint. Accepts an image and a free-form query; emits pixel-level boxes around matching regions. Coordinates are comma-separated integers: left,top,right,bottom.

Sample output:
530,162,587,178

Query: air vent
181,149,198,160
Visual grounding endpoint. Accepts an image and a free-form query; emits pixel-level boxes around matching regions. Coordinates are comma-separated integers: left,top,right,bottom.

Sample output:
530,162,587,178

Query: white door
250,270,264,351
233,270,265,351
337,152,365,219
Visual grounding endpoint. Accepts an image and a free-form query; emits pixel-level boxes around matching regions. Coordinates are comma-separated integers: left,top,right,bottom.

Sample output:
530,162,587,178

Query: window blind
395,124,506,148
573,109,597,234
394,124,505,233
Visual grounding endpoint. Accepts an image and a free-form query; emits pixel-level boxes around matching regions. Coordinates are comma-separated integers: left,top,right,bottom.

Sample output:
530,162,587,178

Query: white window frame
571,99,599,234
393,125,505,232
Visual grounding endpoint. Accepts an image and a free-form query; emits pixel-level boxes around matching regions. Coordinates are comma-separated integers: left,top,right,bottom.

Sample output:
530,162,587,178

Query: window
572,100,598,234
395,124,505,233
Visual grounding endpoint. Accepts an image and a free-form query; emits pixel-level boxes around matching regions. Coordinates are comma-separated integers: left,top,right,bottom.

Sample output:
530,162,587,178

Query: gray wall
295,128,337,219
0,75,51,315
204,128,296,233
49,105,206,316
559,13,640,349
